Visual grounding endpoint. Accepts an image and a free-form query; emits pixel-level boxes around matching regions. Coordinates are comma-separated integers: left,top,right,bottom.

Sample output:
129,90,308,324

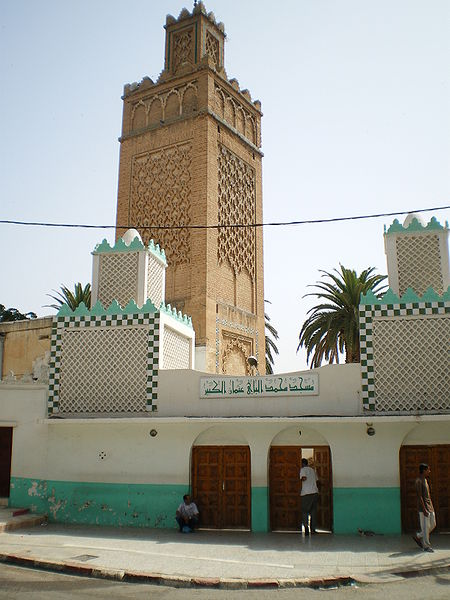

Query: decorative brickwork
360,292,450,412
221,333,253,376
130,82,198,131
172,28,194,73
130,142,192,266
214,84,259,146
48,313,160,415
206,31,220,67
97,252,139,309
396,234,444,295
218,144,256,280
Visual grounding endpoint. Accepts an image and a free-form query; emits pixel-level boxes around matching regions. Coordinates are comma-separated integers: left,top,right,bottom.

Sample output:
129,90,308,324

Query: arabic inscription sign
200,374,319,399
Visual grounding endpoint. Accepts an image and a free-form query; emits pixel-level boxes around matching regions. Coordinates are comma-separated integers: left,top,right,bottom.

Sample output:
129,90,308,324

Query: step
0,498,8,507
0,507,47,533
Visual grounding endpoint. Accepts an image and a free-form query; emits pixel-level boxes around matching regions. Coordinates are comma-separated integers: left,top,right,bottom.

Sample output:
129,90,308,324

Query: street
0,563,449,599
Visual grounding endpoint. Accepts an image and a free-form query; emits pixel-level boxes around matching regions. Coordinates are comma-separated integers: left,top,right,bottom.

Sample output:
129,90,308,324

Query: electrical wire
0,205,449,231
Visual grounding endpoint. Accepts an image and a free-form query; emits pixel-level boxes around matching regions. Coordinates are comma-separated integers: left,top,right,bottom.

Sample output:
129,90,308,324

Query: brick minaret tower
115,3,265,374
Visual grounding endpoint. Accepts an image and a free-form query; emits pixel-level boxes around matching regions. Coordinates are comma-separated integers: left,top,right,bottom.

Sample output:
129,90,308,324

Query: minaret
115,3,265,374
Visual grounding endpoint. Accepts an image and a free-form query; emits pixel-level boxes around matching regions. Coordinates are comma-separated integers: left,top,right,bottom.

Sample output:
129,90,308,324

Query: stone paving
1,523,449,588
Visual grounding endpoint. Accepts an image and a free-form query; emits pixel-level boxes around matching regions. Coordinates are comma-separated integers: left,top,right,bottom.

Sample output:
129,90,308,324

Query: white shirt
299,466,318,496
177,501,199,519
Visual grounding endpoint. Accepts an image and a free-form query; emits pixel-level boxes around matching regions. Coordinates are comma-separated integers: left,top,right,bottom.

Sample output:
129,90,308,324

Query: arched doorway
269,446,332,531
400,444,450,532
191,427,251,529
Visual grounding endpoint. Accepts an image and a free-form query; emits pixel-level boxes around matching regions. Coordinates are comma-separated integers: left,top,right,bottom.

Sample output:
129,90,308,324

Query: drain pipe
0,334,4,380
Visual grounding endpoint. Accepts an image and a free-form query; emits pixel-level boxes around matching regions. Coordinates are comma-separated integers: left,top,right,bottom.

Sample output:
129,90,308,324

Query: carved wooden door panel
0,428,13,497
192,446,222,529
400,445,450,532
269,446,333,531
192,446,251,529
269,446,301,531
222,447,251,528
313,446,333,531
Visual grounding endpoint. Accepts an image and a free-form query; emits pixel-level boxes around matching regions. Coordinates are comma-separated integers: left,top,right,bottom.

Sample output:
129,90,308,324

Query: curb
0,552,449,589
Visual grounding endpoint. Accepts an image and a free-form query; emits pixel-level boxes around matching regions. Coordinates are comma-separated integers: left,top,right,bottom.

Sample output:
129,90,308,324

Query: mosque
1,3,449,534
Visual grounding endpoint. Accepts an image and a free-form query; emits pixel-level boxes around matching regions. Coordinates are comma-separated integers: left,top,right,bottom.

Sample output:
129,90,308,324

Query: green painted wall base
10,478,401,534
333,487,401,534
251,487,268,532
10,477,186,528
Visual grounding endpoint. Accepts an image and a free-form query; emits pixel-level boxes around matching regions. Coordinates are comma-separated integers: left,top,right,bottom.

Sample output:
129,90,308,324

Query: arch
181,84,198,115
147,97,163,126
164,90,181,120
268,426,333,532
192,425,249,447
215,87,225,118
131,101,146,130
399,422,450,532
224,97,235,128
246,116,257,145
235,107,246,136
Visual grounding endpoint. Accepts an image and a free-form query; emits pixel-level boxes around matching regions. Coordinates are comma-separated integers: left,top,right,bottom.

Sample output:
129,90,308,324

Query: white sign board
200,374,319,399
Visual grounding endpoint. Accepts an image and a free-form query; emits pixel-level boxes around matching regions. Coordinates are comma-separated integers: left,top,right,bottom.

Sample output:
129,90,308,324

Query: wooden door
314,447,333,530
400,445,450,532
269,447,301,530
269,446,333,531
0,428,13,497
192,446,251,529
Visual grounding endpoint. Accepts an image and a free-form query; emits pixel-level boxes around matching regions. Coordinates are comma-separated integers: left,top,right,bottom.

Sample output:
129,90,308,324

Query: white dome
121,228,143,246
403,213,425,227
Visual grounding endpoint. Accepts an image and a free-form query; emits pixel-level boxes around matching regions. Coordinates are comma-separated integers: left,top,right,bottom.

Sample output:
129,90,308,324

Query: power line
0,205,449,231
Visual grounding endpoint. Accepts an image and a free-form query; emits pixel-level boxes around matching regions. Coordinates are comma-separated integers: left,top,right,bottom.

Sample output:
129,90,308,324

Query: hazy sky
1,0,449,372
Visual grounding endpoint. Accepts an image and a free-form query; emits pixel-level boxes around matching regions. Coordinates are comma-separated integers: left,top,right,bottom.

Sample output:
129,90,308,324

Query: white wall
157,363,362,417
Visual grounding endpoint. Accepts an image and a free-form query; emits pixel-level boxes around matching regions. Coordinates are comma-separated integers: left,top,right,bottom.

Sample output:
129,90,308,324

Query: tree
265,300,279,375
0,304,37,323
46,283,91,311
297,265,387,368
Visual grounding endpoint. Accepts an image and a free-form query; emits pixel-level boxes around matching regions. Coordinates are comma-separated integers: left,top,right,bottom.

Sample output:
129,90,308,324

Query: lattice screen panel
147,255,164,308
162,326,190,369
373,317,450,411
360,299,450,411
59,327,147,413
396,235,443,295
48,313,160,414
98,253,139,308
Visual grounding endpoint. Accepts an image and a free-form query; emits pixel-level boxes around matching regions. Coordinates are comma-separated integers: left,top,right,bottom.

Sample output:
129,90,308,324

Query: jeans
301,493,318,532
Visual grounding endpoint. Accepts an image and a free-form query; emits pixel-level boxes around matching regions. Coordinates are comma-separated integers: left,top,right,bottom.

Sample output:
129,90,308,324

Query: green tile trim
57,299,158,317
160,303,193,328
361,287,449,305
333,487,401,534
385,215,447,234
93,236,145,254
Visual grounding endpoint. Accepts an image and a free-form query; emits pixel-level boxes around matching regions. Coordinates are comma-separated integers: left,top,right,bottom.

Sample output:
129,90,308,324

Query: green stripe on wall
10,477,187,528
333,487,401,534
251,487,268,532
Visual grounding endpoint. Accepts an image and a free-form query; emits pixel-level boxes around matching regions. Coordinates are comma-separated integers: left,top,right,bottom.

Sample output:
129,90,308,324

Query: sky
1,0,449,372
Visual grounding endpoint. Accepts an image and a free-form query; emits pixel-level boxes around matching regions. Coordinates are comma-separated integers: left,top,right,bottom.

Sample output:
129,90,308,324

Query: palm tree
265,300,279,374
0,304,36,322
297,266,387,368
46,283,91,311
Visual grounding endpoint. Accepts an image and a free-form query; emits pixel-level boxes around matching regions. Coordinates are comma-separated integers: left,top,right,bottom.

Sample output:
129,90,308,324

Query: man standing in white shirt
299,458,319,535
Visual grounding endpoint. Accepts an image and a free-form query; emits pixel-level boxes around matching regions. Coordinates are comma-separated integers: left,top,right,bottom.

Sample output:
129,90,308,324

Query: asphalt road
0,563,449,599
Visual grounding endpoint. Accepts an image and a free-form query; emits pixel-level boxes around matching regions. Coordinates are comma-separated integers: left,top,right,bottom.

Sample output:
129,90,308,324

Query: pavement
0,511,449,589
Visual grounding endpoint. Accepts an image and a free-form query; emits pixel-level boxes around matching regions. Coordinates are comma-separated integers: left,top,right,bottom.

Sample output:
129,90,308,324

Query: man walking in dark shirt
413,463,436,552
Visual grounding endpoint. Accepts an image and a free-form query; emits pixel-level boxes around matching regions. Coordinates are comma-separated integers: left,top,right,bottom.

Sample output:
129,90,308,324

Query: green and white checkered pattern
48,312,160,415
359,300,450,411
